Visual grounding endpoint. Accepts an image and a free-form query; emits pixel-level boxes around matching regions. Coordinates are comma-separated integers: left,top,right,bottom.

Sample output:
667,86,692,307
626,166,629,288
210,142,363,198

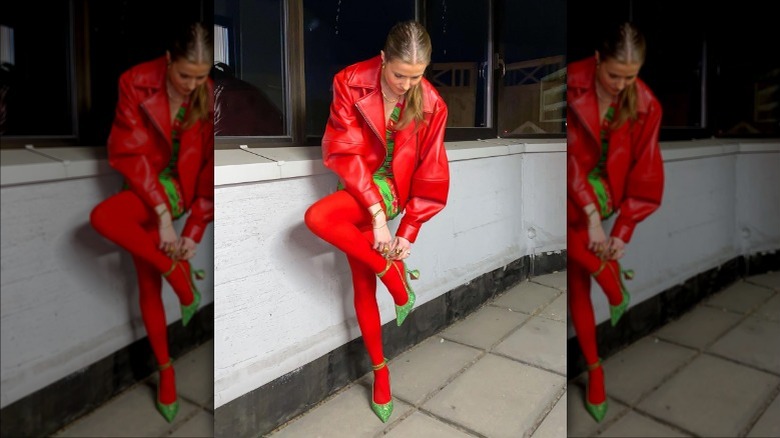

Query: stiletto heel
378,260,418,326
163,261,202,327
155,360,179,423
370,358,393,423
606,262,631,327
584,359,607,422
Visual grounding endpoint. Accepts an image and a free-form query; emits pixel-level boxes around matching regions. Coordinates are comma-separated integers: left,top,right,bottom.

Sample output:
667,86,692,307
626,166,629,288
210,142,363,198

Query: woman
567,22,663,422
90,22,214,423
304,20,449,423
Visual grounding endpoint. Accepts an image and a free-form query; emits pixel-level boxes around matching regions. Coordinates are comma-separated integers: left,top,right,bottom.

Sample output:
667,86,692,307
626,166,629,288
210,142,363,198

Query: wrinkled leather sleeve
611,100,664,243
107,71,168,210
397,99,450,243
182,115,215,243
321,72,383,208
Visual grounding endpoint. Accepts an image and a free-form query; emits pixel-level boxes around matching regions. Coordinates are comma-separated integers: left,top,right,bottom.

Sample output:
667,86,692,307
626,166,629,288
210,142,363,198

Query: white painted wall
0,151,215,409
212,141,567,408
575,140,780,337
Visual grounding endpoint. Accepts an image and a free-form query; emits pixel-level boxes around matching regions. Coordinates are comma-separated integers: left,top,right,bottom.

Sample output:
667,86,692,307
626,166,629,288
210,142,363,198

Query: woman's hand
388,236,412,260
606,236,626,260
176,237,198,261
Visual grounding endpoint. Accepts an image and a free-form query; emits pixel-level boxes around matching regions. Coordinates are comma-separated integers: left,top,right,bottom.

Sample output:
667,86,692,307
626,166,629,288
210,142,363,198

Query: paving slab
754,293,780,322
494,316,567,375
170,409,214,437
601,337,697,405
748,271,780,291
530,392,567,438
637,354,780,437
566,383,628,438
268,384,413,437
384,411,476,438
537,293,566,322
423,354,564,438
654,305,742,349
747,392,780,438
531,271,567,292
597,410,690,437
52,384,200,437
491,281,560,315
439,305,529,350
703,281,775,314
708,314,780,374
382,336,482,405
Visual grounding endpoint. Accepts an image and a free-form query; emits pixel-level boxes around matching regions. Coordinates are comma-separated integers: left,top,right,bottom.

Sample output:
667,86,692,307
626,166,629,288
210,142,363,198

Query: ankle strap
586,358,602,371
377,260,392,278
159,360,173,371
163,261,177,277
372,358,388,371
593,261,607,277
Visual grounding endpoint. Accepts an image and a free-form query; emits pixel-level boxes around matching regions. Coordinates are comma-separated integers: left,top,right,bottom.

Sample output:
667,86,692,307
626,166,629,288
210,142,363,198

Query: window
216,0,569,147
214,0,286,138
0,2,76,141
0,0,213,148
568,0,780,140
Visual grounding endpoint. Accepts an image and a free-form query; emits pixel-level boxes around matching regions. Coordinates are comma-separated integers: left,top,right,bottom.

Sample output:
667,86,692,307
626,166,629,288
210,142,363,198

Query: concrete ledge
214,251,566,438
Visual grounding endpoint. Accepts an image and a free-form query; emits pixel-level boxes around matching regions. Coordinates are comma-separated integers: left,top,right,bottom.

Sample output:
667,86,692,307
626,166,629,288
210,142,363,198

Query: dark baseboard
567,250,780,380
0,303,214,438
214,250,567,438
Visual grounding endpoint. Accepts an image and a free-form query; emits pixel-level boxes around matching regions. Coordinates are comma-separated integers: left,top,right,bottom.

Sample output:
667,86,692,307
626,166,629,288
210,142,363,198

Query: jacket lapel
141,91,172,147
355,91,386,146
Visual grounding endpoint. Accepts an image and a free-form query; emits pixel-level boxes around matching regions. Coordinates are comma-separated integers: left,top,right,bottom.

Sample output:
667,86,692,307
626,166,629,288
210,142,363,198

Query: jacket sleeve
611,100,664,243
107,70,169,210
396,99,450,243
567,114,599,210
182,117,215,243
321,72,383,208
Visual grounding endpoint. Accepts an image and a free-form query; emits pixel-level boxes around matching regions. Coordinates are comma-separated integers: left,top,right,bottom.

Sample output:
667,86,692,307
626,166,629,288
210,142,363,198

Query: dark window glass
302,0,416,141
425,0,490,128
214,0,285,137
497,0,566,136
1,2,74,137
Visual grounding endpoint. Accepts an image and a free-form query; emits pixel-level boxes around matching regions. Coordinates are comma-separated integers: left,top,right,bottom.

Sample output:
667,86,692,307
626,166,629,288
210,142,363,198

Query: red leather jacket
567,57,664,243
108,56,214,243
322,55,450,242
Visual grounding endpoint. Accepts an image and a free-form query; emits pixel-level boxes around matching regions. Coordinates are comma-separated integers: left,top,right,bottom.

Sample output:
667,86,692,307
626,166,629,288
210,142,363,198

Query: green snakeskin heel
370,358,394,423
392,262,418,326
165,262,205,327
156,361,180,423
606,263,633,327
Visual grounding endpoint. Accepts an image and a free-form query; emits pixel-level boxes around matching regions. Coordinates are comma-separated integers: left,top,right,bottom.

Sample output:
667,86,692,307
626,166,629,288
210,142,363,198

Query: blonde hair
169,22,213,128
383,20,432,130
599,22,646,128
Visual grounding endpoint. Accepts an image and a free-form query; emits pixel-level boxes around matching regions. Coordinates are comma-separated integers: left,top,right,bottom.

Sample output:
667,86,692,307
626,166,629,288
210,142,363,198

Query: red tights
90,190,195,404
304,191,410,404
567,224,624,405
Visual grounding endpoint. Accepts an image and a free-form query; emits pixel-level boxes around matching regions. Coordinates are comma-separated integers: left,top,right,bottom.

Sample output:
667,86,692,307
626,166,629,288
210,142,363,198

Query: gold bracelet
371,209,382,219
373,223,387,230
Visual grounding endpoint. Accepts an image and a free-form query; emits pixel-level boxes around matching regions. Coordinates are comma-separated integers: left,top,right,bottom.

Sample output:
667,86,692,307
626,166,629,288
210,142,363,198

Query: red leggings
90,190,194,404
304,190,409,403
568,223,623,404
